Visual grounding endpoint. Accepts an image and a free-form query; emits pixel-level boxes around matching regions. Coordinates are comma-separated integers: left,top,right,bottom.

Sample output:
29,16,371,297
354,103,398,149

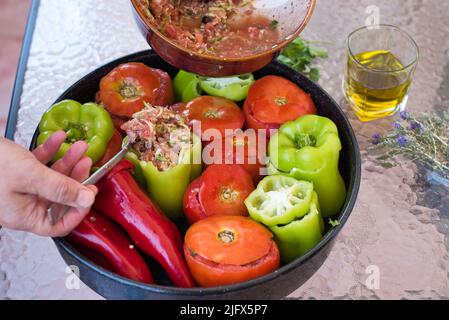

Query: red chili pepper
94,160,195,288
67,210,154,284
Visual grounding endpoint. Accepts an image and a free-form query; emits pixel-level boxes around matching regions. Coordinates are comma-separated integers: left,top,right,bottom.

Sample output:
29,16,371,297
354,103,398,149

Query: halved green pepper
127,134,202,219
245,175,325,263
271,192,324,263
173,70,203,103
37,100,114,164
173,70,255,103
199,73,255,101
244,175,314,227
268,115,347,217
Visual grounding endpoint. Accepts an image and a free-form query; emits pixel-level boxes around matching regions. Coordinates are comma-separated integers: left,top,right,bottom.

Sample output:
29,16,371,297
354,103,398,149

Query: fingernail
76,189,95,208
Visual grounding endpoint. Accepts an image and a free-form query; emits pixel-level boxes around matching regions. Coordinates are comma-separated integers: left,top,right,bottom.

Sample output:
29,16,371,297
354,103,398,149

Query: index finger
32,131,67,164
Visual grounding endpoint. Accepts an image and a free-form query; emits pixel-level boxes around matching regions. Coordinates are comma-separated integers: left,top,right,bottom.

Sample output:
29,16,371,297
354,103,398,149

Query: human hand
0,131,97,237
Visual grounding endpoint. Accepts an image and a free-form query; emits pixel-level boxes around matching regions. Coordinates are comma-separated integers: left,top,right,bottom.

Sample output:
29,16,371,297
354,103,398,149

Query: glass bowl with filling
131,0,316,76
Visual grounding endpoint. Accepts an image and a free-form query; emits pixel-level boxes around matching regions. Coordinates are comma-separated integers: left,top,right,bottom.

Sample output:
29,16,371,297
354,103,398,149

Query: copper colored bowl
130,0,316,77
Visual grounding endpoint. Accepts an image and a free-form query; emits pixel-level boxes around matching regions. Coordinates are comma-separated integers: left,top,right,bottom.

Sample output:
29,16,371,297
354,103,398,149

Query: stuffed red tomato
243,75,317,134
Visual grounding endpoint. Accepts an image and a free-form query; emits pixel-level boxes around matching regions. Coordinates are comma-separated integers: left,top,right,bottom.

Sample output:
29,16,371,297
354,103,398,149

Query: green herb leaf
156,154,166,162
277,37,329,82
309,47,329,58
309,68,320,82
329,219,341,228
379,162,396,169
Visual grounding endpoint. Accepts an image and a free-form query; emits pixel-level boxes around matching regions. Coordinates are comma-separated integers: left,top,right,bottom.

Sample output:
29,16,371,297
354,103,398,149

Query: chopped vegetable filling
122,104,192,171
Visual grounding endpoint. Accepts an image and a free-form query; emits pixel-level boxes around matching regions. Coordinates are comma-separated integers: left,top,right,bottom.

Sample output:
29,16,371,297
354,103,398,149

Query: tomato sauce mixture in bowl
146,0,280,58
131,0,316,76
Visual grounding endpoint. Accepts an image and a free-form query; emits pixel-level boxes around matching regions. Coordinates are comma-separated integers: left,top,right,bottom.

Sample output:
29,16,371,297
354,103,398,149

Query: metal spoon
47,141,131,225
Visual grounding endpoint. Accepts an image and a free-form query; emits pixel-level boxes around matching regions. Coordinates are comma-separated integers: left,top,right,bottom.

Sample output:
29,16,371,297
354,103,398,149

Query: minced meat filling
121,104,192,171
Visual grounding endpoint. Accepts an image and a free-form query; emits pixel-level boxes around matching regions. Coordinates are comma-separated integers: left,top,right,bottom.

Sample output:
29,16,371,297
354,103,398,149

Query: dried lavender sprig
370,111,449,179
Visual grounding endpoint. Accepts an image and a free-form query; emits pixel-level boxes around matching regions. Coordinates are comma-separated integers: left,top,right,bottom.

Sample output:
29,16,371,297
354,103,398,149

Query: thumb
29,165,96,208
33,186,98,238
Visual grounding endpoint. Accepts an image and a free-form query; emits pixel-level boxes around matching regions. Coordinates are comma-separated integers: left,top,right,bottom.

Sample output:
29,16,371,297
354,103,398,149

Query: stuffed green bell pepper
123,142,147,190
121,104,202,219
37,100,114,164
268,115,347,218
271,192,324,263
245,175,324,262
244,175,315,227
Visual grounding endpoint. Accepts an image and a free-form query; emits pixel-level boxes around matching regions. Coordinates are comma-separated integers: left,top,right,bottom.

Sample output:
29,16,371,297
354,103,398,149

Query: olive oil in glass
344,26,419,122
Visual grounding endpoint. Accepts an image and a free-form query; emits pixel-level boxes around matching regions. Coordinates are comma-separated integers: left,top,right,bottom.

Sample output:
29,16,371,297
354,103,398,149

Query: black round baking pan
30,50,361,300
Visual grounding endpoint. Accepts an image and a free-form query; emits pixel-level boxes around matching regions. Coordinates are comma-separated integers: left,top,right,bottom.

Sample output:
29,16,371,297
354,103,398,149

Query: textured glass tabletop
1,0,448,299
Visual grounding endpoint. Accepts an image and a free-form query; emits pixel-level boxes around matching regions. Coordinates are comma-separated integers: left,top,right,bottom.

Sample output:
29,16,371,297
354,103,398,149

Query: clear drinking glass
344,25,419,122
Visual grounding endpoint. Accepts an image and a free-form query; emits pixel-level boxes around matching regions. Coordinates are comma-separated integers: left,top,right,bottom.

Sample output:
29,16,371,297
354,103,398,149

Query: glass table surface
1,0,448,299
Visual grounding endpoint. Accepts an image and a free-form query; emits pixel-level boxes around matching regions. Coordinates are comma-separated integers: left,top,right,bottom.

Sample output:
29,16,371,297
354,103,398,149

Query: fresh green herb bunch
277,37,329,82
371,111,449,179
